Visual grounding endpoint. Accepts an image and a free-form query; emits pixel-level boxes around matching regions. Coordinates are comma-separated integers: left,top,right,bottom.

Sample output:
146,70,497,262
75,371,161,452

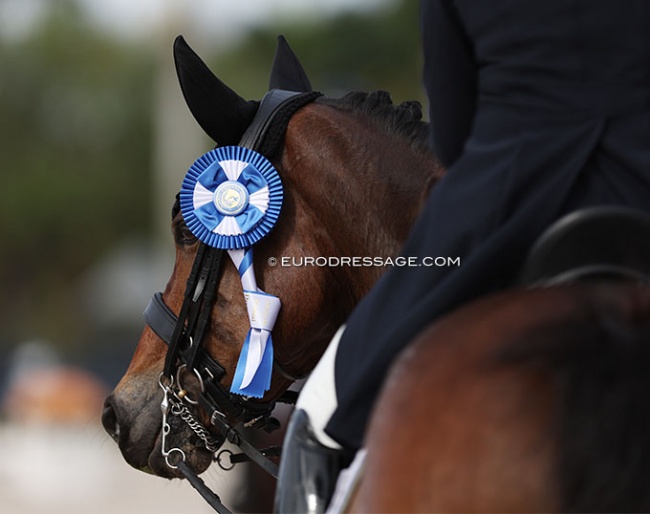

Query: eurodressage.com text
267,256,461,268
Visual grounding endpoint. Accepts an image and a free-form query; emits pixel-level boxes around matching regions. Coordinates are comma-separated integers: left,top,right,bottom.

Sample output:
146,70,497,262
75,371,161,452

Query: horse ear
268,35,313,92
173,36,258,145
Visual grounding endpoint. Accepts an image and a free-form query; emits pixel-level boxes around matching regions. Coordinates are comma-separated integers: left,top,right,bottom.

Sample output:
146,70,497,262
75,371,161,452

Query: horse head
102,36,440,479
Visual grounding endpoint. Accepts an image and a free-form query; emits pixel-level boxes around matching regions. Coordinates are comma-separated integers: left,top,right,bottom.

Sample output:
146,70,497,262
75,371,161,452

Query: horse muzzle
102,384,218,478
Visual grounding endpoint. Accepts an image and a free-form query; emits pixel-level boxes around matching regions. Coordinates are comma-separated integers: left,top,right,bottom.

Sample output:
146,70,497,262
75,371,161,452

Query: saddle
520,206,650,286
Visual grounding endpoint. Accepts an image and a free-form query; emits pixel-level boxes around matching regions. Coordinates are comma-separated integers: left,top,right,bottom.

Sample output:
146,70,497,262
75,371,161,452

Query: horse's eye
180,226,197,245
174,220,197,246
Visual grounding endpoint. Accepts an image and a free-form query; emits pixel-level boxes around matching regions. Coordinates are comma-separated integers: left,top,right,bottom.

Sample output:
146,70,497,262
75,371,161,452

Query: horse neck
281,102,441,306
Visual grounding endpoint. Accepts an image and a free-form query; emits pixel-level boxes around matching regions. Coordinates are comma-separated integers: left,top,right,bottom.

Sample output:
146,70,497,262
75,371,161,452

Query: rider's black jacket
328,0,650,450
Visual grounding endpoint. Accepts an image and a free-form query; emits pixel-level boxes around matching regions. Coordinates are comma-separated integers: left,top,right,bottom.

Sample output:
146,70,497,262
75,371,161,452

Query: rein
144,89,321,513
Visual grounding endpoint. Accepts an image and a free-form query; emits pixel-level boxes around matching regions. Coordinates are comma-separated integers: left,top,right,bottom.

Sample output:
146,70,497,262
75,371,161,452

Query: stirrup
274,409,351,514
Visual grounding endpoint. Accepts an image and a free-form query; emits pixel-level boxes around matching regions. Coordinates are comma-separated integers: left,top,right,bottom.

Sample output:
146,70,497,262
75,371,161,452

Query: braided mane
319,90,432,155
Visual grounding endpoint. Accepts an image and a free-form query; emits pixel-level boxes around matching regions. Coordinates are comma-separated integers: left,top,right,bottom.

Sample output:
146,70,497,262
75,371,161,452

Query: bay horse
102,35,650,513
101,33,440,505
349,281,650,513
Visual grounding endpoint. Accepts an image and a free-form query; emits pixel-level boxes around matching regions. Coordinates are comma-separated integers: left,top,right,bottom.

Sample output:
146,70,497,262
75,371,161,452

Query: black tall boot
274,409,351,514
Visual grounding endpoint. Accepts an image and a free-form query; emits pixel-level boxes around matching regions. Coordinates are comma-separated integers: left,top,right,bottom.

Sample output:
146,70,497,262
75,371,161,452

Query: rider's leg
274,325,352,514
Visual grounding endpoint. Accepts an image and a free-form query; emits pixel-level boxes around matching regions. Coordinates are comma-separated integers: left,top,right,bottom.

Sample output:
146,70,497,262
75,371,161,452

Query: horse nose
102,394,122,443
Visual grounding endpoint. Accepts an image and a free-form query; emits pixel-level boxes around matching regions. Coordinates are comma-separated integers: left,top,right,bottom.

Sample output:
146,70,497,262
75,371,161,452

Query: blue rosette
179,146,283,249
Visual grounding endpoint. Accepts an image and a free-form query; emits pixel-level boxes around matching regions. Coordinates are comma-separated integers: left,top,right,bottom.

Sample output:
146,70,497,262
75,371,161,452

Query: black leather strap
144,293,177,345
210,414,280,478
145,292,228,384
177,461,233,514
163,243,208,376
147,291,305,385
185,248,225,370
239,90,321,154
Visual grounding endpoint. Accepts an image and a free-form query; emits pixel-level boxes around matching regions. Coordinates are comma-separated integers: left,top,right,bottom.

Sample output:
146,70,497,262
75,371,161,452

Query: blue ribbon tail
229,332,274,398
230,330,252,394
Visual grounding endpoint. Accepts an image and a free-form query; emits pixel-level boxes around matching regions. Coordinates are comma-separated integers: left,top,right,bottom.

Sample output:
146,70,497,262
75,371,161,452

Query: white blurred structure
152,2,207,248
0,342,247,514
0,423,245,514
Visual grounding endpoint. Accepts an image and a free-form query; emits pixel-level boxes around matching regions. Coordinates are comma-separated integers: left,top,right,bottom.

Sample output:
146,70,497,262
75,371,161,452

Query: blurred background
0,0,423,512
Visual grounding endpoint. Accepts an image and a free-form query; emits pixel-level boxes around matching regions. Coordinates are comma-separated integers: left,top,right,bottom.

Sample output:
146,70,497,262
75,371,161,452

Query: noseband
143,89,321,512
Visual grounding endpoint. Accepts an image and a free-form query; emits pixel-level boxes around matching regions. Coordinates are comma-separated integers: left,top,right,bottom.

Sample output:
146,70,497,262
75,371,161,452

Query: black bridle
143,89,321,512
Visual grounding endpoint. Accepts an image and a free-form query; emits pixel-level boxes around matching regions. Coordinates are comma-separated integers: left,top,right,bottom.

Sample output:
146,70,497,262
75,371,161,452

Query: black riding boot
274,409,351,514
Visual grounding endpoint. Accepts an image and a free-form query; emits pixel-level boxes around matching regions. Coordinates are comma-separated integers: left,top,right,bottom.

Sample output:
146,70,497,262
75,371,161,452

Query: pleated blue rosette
180,146,282,250
179,147,283,398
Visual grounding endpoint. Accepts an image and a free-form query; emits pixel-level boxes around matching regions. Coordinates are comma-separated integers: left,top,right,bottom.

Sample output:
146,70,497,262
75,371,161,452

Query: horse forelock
318,91,432,156
494,284,650,512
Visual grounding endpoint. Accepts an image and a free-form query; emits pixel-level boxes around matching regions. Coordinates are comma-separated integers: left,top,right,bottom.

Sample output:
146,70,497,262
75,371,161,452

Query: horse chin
113,414,217,479
145,422,219,479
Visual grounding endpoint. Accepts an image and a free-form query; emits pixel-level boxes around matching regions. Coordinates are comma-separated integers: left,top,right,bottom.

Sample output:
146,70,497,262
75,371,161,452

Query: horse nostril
102,397,121,443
